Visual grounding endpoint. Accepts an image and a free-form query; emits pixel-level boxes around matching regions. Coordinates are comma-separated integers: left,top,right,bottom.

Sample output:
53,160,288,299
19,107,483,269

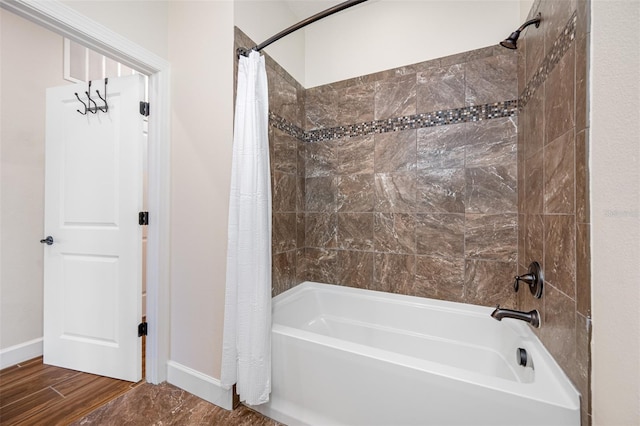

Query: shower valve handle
514,273,535,292
512,262,544,299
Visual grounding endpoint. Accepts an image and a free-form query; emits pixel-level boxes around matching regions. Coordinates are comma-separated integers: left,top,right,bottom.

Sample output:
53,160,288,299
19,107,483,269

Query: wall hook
75,92,88,115
96,78,108,113
85,81,98,114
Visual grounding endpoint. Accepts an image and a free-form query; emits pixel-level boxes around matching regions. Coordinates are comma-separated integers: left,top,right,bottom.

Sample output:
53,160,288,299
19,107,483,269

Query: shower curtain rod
237,0,369,57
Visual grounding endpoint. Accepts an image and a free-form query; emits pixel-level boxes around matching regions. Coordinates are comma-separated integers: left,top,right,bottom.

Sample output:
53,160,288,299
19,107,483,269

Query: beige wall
167,0,234,379
0,10,70,351
591,1,640,424
520,0,535,21
61,0,169,60
234,1,521,88
64,0,234,381
303,1,521,87
234,0,305,86
1,0,235,384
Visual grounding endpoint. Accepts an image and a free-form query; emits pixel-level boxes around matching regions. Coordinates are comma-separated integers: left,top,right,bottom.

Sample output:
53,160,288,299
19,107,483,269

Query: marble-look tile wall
237,11,590,423
234,28,306,296
516,1,591,424
302,46,520,308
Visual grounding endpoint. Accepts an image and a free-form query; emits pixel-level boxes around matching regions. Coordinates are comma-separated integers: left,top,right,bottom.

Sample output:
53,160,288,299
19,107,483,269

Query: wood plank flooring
0,357,139,425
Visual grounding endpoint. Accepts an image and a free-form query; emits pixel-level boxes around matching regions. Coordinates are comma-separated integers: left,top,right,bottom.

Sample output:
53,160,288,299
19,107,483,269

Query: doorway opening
0,0,170,384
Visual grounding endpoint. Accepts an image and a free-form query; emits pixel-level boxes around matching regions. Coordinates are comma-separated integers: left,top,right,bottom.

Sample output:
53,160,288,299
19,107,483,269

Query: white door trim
0,0,171,384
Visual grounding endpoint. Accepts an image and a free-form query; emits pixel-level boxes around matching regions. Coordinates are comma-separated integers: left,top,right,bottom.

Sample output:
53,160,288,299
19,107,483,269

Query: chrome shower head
500,13,541,50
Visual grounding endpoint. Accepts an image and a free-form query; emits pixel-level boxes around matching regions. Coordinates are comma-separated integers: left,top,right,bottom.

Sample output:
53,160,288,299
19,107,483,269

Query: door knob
40,236,54,245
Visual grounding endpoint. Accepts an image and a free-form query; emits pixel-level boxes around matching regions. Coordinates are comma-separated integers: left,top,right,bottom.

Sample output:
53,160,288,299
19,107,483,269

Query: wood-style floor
0,356,140,425
1,356,280,425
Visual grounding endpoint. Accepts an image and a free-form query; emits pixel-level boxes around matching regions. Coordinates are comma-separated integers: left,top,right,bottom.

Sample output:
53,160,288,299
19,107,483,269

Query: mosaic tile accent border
269,112,306,141
270,100,518,143
519,11,577,108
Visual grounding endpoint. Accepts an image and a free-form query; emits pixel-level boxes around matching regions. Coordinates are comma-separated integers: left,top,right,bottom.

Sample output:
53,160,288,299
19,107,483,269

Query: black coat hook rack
96,78,108,113
75,92,88,115
75,78,108,115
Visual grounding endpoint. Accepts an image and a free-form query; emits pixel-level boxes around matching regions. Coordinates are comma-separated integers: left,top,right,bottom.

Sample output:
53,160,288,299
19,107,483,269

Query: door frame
0,0,170,384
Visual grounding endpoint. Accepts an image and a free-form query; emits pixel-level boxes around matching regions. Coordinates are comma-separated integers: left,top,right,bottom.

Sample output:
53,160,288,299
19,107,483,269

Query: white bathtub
253,281,580,426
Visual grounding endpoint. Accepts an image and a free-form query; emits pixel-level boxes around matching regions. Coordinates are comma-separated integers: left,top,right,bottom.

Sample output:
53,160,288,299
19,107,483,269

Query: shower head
500,13,542,50
500,31,521,50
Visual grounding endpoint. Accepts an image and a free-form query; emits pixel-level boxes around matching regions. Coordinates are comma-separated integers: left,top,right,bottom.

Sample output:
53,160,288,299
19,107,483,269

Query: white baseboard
167,360,233,410
0,338,43,369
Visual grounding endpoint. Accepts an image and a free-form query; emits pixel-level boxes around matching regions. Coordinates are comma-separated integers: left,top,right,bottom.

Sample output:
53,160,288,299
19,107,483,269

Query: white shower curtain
221,50,272,405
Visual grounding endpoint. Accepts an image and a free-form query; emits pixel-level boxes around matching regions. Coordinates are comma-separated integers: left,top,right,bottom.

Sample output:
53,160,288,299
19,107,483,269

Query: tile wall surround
516,0,591,424
236,1,591,419
236,27,520,307
299,46,520,309
519,11,577,109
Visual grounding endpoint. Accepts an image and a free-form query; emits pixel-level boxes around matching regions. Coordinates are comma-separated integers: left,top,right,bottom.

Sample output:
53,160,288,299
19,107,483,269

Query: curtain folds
221,51,272,406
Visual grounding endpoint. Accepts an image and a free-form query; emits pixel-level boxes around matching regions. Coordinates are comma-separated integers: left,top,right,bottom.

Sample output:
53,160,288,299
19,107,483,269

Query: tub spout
491,306,540,328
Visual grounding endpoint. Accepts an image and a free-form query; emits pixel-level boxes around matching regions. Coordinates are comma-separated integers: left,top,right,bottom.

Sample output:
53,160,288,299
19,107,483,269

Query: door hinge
138,322,148,337
139,101,150,117
138,211,149,226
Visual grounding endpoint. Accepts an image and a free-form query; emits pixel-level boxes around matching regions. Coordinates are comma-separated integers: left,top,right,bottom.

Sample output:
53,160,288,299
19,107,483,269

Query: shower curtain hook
75,92,88,115
96,78,108,113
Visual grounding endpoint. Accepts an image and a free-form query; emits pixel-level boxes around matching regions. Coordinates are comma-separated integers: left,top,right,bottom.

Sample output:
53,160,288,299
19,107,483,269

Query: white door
43,75,145,382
